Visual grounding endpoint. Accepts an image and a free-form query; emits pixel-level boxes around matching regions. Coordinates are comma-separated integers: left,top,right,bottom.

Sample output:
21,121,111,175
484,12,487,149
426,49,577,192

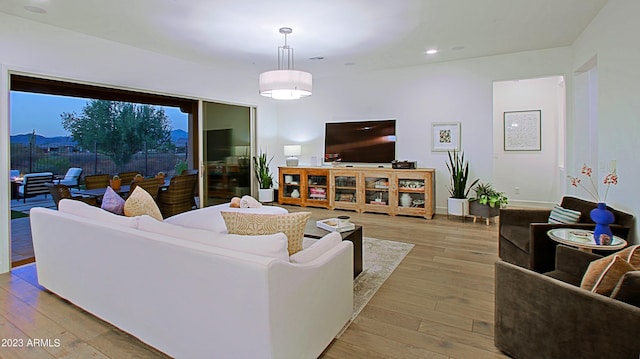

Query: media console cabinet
278,166,435,219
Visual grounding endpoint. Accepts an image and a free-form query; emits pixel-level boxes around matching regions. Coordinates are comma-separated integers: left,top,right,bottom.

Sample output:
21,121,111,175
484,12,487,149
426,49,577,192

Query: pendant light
259,27,312,100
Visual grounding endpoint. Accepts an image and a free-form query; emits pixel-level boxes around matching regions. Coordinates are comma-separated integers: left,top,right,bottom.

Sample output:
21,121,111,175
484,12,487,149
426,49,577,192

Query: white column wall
572,0,640,244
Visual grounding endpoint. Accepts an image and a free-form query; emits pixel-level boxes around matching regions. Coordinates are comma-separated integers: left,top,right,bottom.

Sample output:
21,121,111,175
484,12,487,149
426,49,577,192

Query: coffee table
304,220,362,278
547,228,627,252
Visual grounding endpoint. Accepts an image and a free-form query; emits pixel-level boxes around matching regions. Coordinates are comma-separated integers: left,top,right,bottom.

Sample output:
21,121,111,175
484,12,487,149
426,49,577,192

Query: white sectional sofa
30,201,353,359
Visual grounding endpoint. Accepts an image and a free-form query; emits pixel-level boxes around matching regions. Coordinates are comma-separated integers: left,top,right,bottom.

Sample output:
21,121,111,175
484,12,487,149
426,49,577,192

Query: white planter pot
258,188,274,202
448,198,469,216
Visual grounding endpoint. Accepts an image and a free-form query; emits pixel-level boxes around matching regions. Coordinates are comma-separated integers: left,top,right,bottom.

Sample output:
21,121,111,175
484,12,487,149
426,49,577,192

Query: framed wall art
503,110,541,151
431,122,461,152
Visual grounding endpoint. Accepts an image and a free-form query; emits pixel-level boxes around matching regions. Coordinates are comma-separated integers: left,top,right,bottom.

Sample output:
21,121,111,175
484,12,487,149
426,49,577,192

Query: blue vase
590,203,615,245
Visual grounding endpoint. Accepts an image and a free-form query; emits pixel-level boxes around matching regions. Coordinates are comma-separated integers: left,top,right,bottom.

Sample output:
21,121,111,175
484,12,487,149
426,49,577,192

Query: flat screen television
324,119,396,164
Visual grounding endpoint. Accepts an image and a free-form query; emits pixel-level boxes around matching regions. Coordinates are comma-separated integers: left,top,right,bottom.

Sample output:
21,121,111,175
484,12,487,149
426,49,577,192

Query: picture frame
431,122,461,152
503,110,541,151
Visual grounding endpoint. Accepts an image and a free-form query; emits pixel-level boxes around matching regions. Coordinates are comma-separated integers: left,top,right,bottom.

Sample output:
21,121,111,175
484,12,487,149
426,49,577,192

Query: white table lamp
284,145,302,166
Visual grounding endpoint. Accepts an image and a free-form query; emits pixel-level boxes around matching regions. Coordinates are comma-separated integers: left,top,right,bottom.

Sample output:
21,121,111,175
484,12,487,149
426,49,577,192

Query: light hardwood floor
0,206,508,359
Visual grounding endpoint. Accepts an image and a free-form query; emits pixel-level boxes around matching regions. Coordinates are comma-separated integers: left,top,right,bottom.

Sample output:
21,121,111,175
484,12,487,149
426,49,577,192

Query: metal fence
10,142,188,179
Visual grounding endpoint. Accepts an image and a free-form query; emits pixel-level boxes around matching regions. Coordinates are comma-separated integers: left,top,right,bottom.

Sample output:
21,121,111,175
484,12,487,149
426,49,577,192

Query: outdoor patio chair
57,167,83,188
83,174,111,189
128,177,164,201
17,172,54,203
9,169,20,181
45,183,98,208
117,171,140,185
157,173,197,218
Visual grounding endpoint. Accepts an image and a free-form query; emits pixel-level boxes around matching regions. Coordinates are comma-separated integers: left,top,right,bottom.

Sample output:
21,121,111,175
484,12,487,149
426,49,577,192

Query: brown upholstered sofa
495,245,640,359
499,196,634,273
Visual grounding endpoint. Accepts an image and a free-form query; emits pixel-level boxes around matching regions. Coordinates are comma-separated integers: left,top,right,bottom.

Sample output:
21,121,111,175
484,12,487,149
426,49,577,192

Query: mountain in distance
10,129,189,147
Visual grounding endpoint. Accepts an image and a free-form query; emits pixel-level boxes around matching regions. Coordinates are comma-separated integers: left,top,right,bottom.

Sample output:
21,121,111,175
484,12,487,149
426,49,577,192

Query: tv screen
324,120,396,163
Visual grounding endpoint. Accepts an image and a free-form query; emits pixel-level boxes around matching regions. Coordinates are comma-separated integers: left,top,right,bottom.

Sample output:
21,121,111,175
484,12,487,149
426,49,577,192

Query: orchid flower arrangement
567,164,618,203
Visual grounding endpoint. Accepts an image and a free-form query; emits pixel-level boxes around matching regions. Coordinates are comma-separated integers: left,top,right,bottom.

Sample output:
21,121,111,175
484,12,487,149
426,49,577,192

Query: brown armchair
117,171,140,184
83,174,111,189
499,196,634,273
495,246,640,359
157,174,197,218
45,183,98,208
128,177,164,200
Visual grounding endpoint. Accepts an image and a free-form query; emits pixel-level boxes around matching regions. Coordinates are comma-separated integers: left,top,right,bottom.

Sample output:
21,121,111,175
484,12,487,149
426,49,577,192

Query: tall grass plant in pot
253,150,274,202
446,150,478,216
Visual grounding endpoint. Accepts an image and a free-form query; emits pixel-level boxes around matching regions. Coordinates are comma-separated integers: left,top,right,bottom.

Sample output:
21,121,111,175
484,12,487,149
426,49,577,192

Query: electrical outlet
514,187,520,195
610,160,617,172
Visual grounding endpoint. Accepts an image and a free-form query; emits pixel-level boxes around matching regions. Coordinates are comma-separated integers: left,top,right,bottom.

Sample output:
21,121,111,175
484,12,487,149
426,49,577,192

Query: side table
304,221,362,278
547,228,627,252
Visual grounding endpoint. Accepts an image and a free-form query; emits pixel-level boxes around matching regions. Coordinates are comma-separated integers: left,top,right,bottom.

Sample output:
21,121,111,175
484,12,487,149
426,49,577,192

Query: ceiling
0,0,608,78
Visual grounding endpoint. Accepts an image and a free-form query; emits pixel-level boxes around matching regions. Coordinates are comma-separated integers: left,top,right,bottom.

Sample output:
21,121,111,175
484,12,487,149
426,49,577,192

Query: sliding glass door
201,101,254,207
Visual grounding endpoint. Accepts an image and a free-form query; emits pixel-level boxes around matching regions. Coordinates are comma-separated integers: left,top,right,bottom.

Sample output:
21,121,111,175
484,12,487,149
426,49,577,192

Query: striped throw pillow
548,205,581,224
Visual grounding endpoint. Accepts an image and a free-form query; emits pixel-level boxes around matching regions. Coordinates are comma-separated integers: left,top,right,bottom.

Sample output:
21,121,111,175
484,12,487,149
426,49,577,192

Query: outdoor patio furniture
56,167,83,188
9,169,20,181
157,173,197,218
117,171,140,184
45,183,98,208
83,174,111,189
17,172,54,203
128,177,165,201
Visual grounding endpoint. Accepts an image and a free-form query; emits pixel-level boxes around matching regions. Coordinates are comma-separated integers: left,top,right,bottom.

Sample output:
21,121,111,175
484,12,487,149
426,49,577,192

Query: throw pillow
290,232,342,263
583,255,636,296
240,195,262,208
220,211,311,255
615,244,640,268
230,197,241,208
548,205,581,224
124,186,163,221
101,186,125,215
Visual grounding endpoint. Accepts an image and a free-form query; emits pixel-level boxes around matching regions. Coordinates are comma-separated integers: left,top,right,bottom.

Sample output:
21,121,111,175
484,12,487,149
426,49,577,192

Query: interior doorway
492,75,566,208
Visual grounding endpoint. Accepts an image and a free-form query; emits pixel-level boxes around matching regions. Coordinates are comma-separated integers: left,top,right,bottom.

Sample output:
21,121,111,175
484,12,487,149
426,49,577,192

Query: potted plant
110,175,122,191
253,150,274,202
446,150,478,216
469,182,508,221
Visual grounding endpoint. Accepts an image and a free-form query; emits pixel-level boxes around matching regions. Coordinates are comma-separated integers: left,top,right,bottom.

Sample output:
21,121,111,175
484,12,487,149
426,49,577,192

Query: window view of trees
10,95,189,179
61,100,173,168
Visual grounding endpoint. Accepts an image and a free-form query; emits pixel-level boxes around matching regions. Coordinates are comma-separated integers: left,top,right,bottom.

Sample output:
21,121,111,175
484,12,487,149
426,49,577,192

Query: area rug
337,236,414,337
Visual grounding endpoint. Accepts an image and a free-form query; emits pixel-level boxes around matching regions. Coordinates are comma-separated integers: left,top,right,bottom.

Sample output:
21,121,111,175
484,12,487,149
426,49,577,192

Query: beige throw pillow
124,186,163,221
221,211,311,255
581,250,638,296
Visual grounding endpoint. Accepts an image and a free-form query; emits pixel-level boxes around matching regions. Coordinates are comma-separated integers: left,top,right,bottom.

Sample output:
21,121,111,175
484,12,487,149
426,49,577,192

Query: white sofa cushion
58,199,138,228
164,203,287,233
138,215,289,260
290,232,343,264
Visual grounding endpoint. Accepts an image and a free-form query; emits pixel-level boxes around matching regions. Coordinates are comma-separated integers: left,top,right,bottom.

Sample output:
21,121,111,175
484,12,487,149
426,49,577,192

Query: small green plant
175,159,188,176
253,150,273,189
471,182,508,208
446,150,478,199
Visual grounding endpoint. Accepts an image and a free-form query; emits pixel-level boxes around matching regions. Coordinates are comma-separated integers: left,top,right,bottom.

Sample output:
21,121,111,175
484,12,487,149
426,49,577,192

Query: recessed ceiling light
451,45,465,51
344,62,356,66
309,56,325,61
24,5,46,14
425,49,438,55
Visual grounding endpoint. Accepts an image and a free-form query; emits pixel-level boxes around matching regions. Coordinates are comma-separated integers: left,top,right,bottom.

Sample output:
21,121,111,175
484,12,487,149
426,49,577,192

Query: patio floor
10,194,56,267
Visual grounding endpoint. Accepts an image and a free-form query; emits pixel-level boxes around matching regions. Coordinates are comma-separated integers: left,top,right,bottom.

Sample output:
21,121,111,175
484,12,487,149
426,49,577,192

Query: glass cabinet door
281,172,302,199
364,174,390,211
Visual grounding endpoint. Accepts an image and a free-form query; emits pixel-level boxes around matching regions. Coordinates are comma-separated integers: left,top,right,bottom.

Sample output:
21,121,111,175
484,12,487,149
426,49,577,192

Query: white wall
493,76,565,207
277,48,573,213
571,0,640,244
